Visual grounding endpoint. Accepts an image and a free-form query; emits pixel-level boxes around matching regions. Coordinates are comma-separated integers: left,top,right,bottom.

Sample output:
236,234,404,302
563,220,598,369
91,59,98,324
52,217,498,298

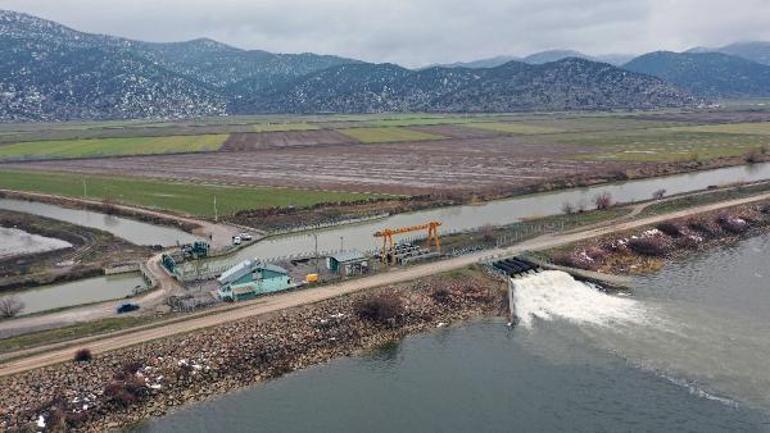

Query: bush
0,296,24,318
687,219,718,237
73,348,92,363
760,204,770,215
479,224,496,243
104,374,147,408
717,215,749,234
593,192,612,210
652,189,666,200
430,287,452,304
355,292,405,324
744,147,763,164
656,222,683,238
551,251,597,271
561,202,575,215
627,237,668,257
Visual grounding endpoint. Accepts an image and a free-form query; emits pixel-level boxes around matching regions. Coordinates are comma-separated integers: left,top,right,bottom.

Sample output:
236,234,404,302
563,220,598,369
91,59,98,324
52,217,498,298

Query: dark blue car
116,303,140,314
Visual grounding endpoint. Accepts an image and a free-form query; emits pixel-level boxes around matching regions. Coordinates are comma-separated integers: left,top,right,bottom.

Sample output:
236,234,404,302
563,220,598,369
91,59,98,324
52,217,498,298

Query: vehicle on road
116,303,140,314
238,232,253,241
232,236,242,245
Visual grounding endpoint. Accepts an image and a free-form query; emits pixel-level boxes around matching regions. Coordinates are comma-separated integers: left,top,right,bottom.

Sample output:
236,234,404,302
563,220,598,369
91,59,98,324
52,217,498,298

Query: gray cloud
1,0,769,67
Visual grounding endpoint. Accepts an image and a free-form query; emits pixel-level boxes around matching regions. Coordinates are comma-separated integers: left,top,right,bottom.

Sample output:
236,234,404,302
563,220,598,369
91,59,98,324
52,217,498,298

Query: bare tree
0,296,24,318
593,192,612,210
479,224,496,243
652,189,666,200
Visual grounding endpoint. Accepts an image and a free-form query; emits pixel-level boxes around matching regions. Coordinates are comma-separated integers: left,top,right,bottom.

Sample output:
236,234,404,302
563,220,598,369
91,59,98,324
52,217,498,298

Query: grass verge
0,135,228,161
0,170,382,217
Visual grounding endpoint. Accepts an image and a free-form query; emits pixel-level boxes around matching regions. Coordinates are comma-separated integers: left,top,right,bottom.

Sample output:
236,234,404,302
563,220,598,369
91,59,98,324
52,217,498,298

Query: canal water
0,227,71,259
227,162,770,263
130,234,770,433
0,199,198,247
11,273,148,316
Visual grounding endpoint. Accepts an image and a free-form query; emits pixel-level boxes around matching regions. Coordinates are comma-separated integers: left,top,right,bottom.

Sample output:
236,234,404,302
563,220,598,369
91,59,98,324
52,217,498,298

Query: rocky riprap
550,201,770,275
0,272,505,432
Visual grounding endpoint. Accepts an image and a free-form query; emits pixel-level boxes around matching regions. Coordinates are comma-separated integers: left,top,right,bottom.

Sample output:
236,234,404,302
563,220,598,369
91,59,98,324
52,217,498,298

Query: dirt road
2,192,769,376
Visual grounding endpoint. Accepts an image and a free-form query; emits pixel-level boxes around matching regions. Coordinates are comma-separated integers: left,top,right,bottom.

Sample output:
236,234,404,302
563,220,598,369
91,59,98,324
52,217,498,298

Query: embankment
547,200,770,275
0,270,505,433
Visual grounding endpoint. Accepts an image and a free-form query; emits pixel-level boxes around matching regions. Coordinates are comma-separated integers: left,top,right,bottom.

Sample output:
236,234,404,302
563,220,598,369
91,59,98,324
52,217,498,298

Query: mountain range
0,9,769,122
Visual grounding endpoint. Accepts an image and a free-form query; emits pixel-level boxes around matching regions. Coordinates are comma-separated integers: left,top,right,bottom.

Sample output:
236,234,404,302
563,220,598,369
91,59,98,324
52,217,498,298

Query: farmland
337,127,445,143
0,135,227,161
1,109,770,209
0,170,378,217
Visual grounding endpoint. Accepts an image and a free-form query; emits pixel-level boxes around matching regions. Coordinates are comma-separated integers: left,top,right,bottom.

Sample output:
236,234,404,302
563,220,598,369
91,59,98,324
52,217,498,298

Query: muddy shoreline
0,209,150,293
0,270,506,433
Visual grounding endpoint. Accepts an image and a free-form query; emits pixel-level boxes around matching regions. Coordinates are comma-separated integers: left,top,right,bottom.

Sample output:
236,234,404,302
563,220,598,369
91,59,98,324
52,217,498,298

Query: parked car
116,303,140,314
238,232,253,241
232,236,242,245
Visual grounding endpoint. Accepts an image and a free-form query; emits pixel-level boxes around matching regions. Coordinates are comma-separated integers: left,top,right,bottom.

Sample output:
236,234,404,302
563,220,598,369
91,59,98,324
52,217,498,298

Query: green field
252,122,320,132
337,127,445,143
0,171,380,217
667,122,770,135
364,116,483,127
0,135,228,161
546,126,770,162
464,122,564,135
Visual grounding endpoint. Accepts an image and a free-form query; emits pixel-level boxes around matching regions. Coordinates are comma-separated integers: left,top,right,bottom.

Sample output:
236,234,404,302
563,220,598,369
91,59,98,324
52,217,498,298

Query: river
0,199,198,247
130,234,770,433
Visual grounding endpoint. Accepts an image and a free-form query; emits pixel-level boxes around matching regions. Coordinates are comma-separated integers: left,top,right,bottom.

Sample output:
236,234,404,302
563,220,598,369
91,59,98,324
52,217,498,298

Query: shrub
717,215,749,234
355,292,405,324
593,192,612,210
760,204,770,215
744,147,763,164
73,348,92,363
656,222,683,238
652,189,666,200
687,219,718,237
479,224,496,243
103,374,147,408
0,296,24,318
627,237,668,257
561,201,575,215
430,287,452,304
551,251,597,271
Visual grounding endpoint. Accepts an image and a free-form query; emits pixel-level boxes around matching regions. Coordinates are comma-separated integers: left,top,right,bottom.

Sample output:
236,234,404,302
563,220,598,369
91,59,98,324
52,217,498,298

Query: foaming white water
513,271,648,329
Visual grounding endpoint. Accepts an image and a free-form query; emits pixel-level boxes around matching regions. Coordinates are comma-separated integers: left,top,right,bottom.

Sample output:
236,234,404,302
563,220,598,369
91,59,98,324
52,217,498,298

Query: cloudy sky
2,0,769,67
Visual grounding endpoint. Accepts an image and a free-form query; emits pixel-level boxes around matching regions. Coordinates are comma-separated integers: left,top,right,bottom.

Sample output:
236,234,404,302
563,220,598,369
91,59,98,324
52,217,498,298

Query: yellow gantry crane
374,221,442,264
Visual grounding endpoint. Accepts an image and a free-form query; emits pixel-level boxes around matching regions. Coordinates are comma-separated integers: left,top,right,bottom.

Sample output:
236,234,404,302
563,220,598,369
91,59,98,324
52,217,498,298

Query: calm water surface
131,234,770,433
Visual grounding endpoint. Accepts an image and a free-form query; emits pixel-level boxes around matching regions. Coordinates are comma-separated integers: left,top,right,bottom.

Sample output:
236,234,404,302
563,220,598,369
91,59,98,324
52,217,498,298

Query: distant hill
624,51,770,98
438,55,521,69
0,10,357,121
522,49,591,64
0,9,697,121
235,58,695,114
440,50,635,69
698,42,770,66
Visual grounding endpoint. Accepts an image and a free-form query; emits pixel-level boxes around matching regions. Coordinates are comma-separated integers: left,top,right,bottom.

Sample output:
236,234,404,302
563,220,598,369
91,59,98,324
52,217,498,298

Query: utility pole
312,233,319,274
213,196,218,222
82,177,87,200
340,236,344,252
